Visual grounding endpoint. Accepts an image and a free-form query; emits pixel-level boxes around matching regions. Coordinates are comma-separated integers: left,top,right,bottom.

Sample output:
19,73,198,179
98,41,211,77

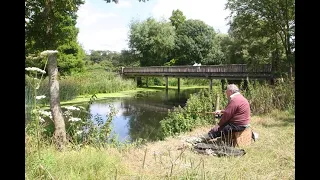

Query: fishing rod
170,109,224,117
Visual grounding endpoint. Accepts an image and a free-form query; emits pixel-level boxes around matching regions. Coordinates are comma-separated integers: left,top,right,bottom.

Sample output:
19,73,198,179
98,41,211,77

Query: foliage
128,18,176,66
26,109,294,179
169,9,186,30
160,85,225,138
226,0,295,77
104,0,149,3
25,69,136,102
160,79,295,138
174,19,217,65
57,42,86,75
119,49,141,67
25,0,85,76
241,79,295,115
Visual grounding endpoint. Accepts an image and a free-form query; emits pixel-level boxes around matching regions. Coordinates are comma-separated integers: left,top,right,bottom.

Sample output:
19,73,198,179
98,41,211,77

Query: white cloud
76,0,230,53
78,28,129,52
152,0,230,33
76,1,127,52
115,0,132,9
77,2,117,26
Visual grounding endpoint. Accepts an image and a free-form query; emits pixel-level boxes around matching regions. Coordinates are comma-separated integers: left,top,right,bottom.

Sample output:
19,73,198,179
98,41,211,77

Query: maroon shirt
218,93,250,127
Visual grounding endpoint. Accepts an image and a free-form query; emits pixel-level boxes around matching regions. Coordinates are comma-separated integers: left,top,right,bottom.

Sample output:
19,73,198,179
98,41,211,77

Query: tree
57,42,86,75
226,0,295,79
25,0,86,150
169,9,186,30
104,0,149,3
174,19,217,65
46,51,67,150
119,49,140,67
202,33,226,65
25,0,85,75
128,18,176,66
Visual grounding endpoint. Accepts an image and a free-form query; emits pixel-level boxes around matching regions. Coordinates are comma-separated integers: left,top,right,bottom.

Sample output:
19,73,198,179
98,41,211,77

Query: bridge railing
122,64,272,74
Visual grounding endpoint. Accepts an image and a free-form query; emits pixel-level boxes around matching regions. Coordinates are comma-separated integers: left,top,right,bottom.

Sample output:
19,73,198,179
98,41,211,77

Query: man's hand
209,125,220,133
214,110,224,115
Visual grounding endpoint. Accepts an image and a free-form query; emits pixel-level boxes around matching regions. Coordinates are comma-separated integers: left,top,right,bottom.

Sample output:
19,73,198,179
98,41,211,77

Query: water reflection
78,88,205,143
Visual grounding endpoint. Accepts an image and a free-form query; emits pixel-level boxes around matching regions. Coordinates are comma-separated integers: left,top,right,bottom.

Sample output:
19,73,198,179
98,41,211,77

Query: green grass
46,86,209,107
25,110,294,179
25,145,127,179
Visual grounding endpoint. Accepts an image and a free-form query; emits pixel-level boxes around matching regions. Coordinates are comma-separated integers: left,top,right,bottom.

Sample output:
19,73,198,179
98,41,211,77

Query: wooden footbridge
120,64,273,91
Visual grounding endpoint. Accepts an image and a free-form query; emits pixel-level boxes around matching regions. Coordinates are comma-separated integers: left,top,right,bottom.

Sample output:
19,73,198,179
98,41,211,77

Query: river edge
41,86,209,109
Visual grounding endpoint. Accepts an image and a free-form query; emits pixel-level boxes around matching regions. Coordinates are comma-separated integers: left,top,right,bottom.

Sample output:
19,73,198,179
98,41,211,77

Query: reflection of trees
40,88,204,142
128,108,166,142
122,89,202,142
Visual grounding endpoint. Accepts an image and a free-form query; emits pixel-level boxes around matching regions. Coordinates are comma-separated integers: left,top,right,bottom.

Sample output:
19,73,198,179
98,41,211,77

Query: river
77,88,206,143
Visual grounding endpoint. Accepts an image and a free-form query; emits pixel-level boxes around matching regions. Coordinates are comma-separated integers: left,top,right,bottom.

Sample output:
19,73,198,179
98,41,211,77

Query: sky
76,0,231,53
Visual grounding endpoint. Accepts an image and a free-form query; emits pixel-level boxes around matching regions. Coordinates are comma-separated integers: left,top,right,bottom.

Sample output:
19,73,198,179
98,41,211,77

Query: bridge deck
121,64,273,80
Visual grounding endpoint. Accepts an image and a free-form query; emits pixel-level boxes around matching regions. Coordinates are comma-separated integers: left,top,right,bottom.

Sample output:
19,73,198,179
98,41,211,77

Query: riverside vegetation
25,0,295,178
25,65,295,179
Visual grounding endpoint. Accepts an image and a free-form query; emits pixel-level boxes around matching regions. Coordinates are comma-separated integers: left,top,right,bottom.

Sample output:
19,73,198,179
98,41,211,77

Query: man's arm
217,100,237,127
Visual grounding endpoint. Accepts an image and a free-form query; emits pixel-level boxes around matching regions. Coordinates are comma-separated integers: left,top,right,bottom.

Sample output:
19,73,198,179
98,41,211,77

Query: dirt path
117,125,214,177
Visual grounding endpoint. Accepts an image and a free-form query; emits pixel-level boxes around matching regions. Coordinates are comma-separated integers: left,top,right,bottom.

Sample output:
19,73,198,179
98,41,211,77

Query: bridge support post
209,79,213,91
136,77,142,87
165,89,168,101
221,80,225,93
165,76,168,91
146,77,148,87
177,78,180,92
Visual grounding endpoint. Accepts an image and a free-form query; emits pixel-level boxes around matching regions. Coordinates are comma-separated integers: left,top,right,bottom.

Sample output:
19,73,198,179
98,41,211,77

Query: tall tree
226,0,295,79
25,0,85,150
128,18,176,66
25,0,85,75
169,9,186,30
174,19,217,65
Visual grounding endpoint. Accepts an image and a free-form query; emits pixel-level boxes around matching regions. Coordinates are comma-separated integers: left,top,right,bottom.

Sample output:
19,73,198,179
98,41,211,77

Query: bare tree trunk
47,52,67,150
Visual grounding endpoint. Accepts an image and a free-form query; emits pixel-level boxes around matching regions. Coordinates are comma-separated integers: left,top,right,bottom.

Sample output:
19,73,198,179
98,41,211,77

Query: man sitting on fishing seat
208,84,251,140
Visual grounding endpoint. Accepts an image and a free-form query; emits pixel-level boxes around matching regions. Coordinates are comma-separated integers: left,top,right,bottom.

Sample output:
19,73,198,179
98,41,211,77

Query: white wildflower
69,117,81,122
36,95,46,100
64,106,80,111
76,130,83,135
25,67,46,74
40,50,58,56
63,111,72,116
26,54,41,60
39,117,45,123
39,110,52,118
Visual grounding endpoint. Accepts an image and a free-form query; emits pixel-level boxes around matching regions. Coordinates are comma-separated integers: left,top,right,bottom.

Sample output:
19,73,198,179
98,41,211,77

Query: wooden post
221,80,225,93
146,77,148,87
213,93,220,123
47,51,67,150
165,89,168,101
136,77,142,87
177,78,180,92
165,76,168,91
209,79,213,91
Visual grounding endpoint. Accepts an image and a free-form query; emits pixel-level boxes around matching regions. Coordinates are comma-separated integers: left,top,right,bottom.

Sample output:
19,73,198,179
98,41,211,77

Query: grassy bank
25,69,137,103
36,86,207,107
25,109,295,179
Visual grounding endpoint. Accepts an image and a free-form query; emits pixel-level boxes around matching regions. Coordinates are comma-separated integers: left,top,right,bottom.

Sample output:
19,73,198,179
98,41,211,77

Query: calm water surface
80,88,205,143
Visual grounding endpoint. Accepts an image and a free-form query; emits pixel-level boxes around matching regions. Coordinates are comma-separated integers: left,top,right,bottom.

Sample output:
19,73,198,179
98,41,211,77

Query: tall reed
160,79,295,138
25,69,136,102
